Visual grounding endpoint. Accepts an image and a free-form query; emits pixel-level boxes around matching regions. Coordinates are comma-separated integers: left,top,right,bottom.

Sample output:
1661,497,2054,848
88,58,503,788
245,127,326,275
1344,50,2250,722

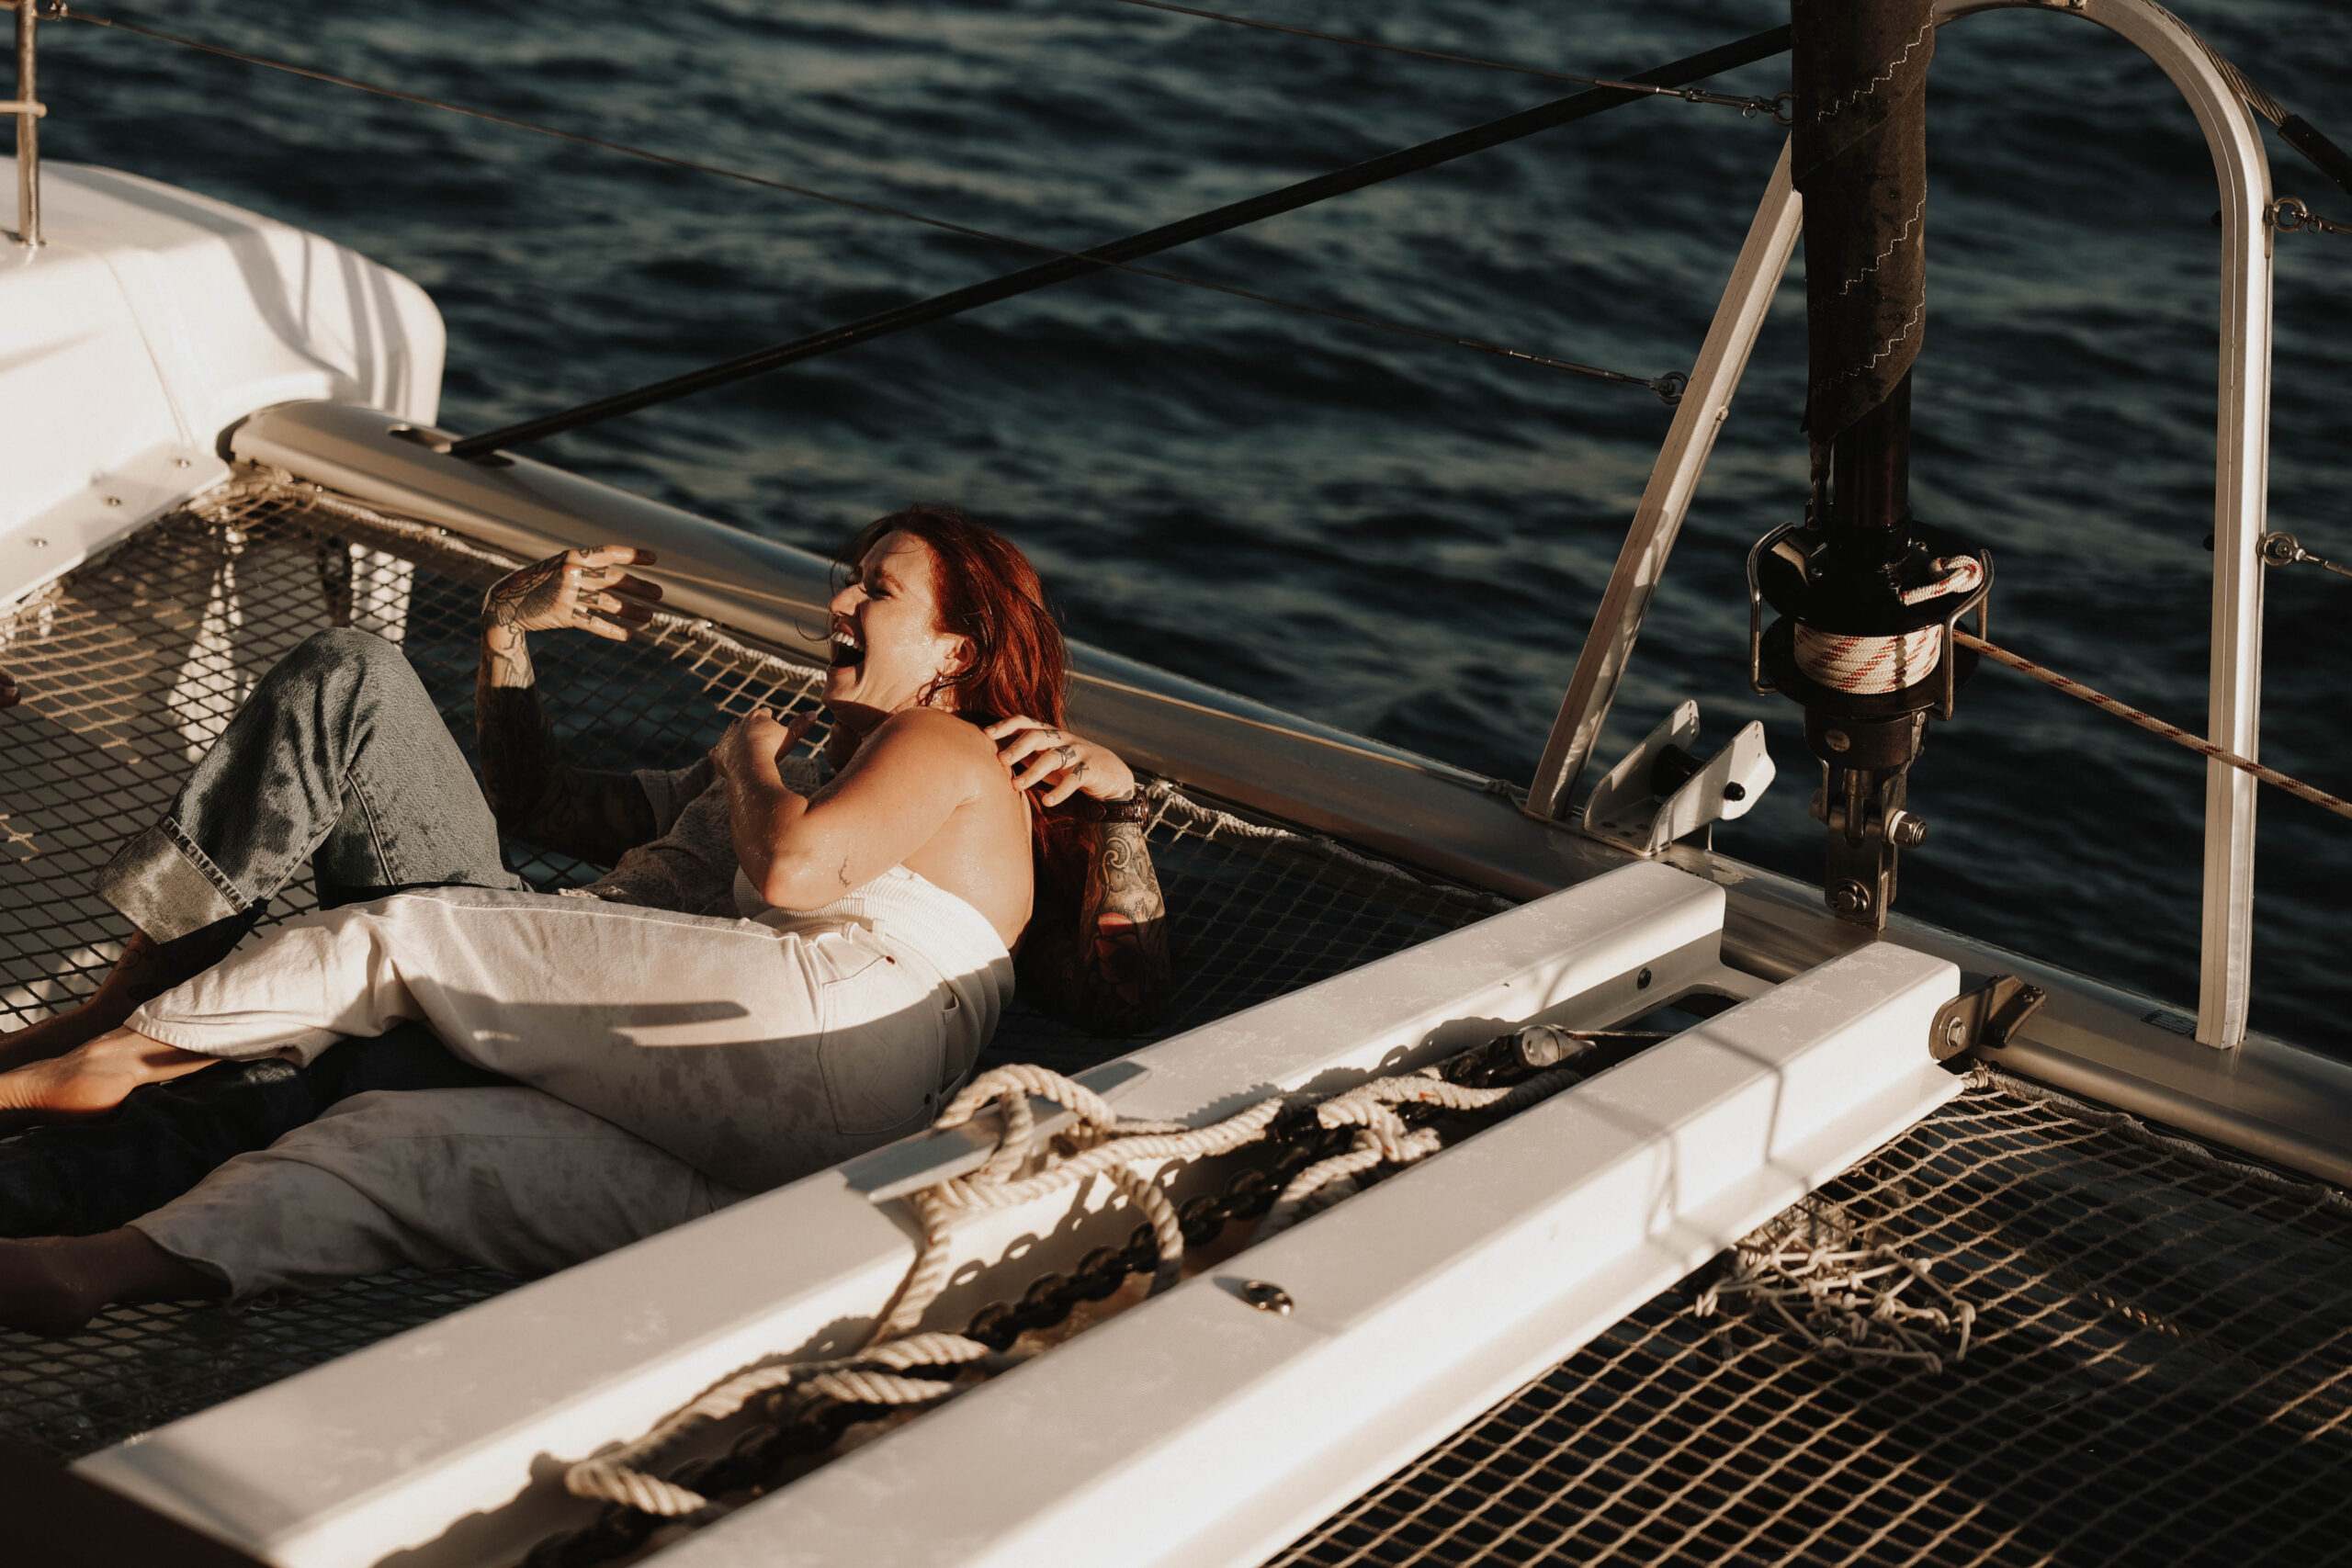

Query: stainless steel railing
1529,0,2276,1048
5,0,43,246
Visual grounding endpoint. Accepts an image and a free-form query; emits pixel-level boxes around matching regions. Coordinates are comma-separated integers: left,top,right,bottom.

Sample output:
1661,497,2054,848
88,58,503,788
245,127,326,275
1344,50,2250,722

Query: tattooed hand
474,546,667,858
481,546,663,642
984,716,1136,806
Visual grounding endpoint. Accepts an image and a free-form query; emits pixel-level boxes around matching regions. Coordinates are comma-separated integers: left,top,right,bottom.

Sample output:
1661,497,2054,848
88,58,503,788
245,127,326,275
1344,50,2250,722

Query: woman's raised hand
716,707,819,784
481,546,663,642
985,716,1136,807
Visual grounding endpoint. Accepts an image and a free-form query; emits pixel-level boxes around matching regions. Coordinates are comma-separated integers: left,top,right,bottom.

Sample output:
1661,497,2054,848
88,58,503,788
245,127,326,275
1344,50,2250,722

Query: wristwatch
1063,793,1151,823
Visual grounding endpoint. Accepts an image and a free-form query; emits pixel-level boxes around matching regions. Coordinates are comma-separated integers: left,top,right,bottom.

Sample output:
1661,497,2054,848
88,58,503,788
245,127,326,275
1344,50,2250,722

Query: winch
1747,375,1990,929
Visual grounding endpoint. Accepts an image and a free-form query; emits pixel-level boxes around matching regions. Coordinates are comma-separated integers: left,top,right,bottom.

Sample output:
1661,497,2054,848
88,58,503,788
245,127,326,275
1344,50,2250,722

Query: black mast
1751,0,1988,929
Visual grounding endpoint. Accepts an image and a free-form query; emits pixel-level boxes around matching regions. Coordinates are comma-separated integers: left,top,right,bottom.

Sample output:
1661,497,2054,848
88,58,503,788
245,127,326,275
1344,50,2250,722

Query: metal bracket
840,1059,1150,1202
1928,973,2047,1062
1580,701,1776,857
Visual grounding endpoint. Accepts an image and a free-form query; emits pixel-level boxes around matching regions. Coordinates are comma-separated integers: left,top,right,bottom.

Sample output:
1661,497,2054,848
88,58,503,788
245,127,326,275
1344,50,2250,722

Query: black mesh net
1267,1070,2352,1568
0,477,1509,1459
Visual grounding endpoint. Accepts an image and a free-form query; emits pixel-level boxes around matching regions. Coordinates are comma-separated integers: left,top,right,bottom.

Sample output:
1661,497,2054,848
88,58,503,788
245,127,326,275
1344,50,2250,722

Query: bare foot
0,931,200,1073
0,1231,223,1334
0,1238,109,1333
0,1027,220,1128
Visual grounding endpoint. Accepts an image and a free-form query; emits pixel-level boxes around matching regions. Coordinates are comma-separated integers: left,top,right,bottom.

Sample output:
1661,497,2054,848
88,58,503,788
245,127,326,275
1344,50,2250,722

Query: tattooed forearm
1022,816,1171,1033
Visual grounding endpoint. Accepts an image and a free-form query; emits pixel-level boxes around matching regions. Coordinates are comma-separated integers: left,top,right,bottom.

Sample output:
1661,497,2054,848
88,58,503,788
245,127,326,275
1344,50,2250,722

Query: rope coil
1791,555,1983,694
564,1045,1590,1516
1690,1238,1975,1373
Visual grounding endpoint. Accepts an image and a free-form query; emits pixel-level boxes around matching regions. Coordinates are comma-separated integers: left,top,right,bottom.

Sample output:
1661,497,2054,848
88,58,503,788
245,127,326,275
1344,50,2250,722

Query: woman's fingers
587,591,655,623
1041,776,1083,807
605,571,664,603
994,729,1055,770
1012,753,1069,791
575,544,658,569
982,714,1040,740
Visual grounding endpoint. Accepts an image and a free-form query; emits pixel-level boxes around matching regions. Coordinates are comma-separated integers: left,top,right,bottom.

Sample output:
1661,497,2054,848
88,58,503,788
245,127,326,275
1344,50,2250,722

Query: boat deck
0,482,1508,1459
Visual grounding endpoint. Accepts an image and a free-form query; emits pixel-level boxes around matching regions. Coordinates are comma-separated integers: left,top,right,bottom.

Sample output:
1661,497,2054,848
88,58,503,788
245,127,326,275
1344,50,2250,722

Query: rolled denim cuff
94,819,250,945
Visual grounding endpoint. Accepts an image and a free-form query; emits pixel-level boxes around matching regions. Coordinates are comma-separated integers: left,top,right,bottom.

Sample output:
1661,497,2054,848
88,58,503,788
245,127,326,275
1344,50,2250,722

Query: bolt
1724,782,1747,801
105,496,123,507
1945,1017,1968,1046
1889,813,1928,849
1238,1280,1292,1314
1637,966,1654,989
1827,879,1873,918
1824,730,1851,753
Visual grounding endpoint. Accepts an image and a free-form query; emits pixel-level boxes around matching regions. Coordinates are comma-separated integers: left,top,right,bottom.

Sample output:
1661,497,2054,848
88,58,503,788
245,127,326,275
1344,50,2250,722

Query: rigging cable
1953,630,2352,823
2175,17,2352,202
35,1,1693,402
446,25,1791,457
1102,0,1792,122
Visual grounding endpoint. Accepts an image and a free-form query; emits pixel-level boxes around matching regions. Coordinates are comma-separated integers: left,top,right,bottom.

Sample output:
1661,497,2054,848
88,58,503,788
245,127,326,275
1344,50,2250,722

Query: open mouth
829,624,865,670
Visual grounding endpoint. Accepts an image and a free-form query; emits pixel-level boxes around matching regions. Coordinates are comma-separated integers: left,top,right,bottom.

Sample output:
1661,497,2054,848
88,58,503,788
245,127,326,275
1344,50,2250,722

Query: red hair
842,506,1088,906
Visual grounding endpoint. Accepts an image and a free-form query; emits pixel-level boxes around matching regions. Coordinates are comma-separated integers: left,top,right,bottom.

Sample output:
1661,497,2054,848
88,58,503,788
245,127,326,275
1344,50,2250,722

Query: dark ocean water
35,1,2351,1047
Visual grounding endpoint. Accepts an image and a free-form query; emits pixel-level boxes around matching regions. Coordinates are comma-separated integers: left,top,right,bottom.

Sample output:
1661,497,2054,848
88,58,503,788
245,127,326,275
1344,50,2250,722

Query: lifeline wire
34,2,1679,400
449,26,1788,457
1102,0,1792,121
1953,629,2352,822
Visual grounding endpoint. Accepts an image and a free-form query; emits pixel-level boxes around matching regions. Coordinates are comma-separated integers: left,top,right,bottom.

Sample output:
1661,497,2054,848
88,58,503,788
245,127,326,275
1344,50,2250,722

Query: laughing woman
0,505,1168,1332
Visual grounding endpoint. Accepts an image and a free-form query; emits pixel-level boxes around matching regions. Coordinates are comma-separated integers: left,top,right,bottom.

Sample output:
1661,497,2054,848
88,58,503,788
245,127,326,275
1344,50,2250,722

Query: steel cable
30,2,1684,400
448,27,1788,456
1101,0,1792,121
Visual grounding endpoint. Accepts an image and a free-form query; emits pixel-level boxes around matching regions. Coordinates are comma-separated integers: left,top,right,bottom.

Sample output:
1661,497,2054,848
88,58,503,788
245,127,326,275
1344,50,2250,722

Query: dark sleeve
474,682,661,865
1015,815,1173,1035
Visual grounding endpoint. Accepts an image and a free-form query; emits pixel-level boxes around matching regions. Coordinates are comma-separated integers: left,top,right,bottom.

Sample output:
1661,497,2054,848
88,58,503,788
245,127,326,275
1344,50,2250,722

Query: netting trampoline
0,474,1510,1460
1267,1068,2352,1568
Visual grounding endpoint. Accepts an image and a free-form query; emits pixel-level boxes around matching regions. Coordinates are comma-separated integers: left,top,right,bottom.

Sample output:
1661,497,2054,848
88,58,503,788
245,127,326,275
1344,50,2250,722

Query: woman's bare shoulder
857,708,1004,782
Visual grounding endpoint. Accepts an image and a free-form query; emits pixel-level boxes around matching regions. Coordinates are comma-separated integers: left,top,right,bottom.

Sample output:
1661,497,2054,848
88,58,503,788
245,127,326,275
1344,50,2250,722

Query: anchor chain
521,1026,1627,1565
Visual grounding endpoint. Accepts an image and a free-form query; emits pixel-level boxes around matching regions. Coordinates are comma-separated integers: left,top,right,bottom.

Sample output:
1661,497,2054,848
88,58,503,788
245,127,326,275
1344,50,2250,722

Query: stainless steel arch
1530,0,2275,1047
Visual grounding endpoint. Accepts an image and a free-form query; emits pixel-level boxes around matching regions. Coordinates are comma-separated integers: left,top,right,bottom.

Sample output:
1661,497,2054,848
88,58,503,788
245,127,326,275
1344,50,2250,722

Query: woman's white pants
122,884,1006,1297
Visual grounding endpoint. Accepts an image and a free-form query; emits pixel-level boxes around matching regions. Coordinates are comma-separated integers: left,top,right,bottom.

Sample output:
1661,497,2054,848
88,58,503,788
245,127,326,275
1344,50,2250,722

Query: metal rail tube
1932,0,2272,1047
1526,141,1801,820
11,0,35,246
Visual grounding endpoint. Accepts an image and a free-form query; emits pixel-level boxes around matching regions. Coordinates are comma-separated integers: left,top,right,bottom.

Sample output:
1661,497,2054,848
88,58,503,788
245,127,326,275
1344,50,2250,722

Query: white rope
1144,780,1516,914
200,469,828,703
1792,554,1983,695
563,1331,1010,1516
1259,1066,1583,1238
570,1046,1588,1515
1690,1239,1975,1372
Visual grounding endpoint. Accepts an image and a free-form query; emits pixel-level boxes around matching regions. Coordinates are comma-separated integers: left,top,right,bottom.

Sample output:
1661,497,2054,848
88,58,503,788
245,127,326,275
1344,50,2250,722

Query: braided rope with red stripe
1955,630,2352,821
1792,556,1984,694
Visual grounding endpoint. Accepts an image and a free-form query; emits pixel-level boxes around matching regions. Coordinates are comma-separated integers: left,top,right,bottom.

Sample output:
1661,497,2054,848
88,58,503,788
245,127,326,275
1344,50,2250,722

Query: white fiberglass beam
77,861,1734,1568
655,942,1963,1568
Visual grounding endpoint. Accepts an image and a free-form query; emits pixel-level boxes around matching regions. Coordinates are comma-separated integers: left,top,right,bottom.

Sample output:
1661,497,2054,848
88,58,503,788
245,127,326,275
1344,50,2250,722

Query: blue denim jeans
95,626,526,960
2,629,526,1237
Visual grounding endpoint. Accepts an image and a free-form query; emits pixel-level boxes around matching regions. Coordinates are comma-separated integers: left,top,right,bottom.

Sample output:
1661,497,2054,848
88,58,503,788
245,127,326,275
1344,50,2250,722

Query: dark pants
1,629,528,1236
